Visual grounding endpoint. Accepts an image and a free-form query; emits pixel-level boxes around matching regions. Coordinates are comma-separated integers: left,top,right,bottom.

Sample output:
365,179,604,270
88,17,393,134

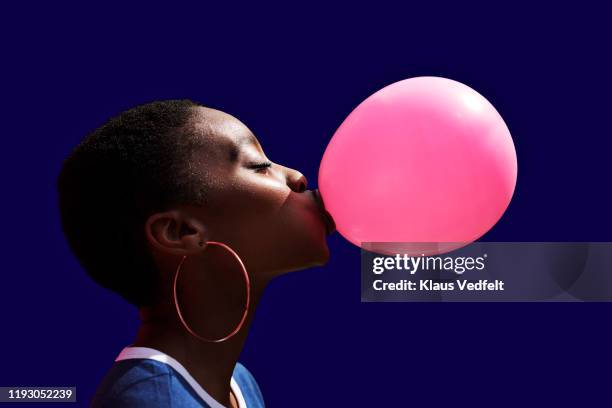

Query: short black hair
58,99,208,306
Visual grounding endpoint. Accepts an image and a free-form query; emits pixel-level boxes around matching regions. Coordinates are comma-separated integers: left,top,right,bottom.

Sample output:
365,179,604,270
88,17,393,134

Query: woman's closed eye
248,161,272,174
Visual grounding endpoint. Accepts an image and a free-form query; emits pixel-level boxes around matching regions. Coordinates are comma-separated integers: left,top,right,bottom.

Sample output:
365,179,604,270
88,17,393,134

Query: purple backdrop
2,3,611,406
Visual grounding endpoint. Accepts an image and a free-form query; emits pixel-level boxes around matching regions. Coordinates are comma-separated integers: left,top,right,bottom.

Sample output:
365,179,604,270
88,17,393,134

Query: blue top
91,347,265,408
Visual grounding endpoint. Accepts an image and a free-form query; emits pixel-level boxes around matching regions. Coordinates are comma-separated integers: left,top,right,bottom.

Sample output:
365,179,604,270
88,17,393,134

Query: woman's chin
302,237,331,269
315,239,330,265
279,241,330,274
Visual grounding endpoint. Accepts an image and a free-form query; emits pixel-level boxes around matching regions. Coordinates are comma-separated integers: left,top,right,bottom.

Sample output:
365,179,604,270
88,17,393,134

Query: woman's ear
145,210,208,256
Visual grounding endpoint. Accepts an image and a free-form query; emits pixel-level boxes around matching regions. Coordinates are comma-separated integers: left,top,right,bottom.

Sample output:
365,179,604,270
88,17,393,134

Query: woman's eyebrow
229,134,263,162
236,133,259,147
237,134,265,156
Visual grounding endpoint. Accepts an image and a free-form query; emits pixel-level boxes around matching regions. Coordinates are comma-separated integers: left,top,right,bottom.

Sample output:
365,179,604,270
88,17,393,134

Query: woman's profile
57,100,335,407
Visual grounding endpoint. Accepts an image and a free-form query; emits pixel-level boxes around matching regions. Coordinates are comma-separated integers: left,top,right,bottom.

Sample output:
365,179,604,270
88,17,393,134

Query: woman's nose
286,169,307,193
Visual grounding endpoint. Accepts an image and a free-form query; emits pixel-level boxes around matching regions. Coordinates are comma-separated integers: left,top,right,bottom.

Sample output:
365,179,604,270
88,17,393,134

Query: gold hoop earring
173,241,251,343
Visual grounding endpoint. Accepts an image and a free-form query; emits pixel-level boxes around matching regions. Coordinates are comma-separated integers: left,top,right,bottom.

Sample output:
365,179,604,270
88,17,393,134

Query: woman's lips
312,189,336,235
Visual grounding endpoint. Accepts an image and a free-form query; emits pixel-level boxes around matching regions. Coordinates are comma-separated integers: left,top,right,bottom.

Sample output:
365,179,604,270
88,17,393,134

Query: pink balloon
318,77,517,255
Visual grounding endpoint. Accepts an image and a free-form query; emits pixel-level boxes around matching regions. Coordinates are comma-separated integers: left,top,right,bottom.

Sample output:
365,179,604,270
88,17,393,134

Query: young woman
57,100,335,407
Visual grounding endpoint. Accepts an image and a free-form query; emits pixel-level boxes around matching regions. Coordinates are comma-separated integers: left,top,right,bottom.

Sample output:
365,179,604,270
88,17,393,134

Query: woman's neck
133,278,267,407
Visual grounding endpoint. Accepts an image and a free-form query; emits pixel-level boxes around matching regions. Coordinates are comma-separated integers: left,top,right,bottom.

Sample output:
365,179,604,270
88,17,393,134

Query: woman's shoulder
232,362,265,407
91,359,202,407
232,361,256,383
91,358,265,408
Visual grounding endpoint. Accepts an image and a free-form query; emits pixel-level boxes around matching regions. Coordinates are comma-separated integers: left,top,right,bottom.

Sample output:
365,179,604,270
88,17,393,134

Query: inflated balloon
318,77,517,255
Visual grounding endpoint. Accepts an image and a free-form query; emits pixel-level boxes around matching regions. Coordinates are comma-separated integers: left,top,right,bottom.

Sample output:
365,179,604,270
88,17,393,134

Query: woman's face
178,107,334,278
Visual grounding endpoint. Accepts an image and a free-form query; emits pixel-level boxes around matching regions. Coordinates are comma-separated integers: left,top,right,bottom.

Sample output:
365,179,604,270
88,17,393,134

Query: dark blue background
2,3,611,407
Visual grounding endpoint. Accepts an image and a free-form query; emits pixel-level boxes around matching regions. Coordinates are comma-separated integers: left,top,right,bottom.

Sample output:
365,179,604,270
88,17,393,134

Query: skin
135,107,332,407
